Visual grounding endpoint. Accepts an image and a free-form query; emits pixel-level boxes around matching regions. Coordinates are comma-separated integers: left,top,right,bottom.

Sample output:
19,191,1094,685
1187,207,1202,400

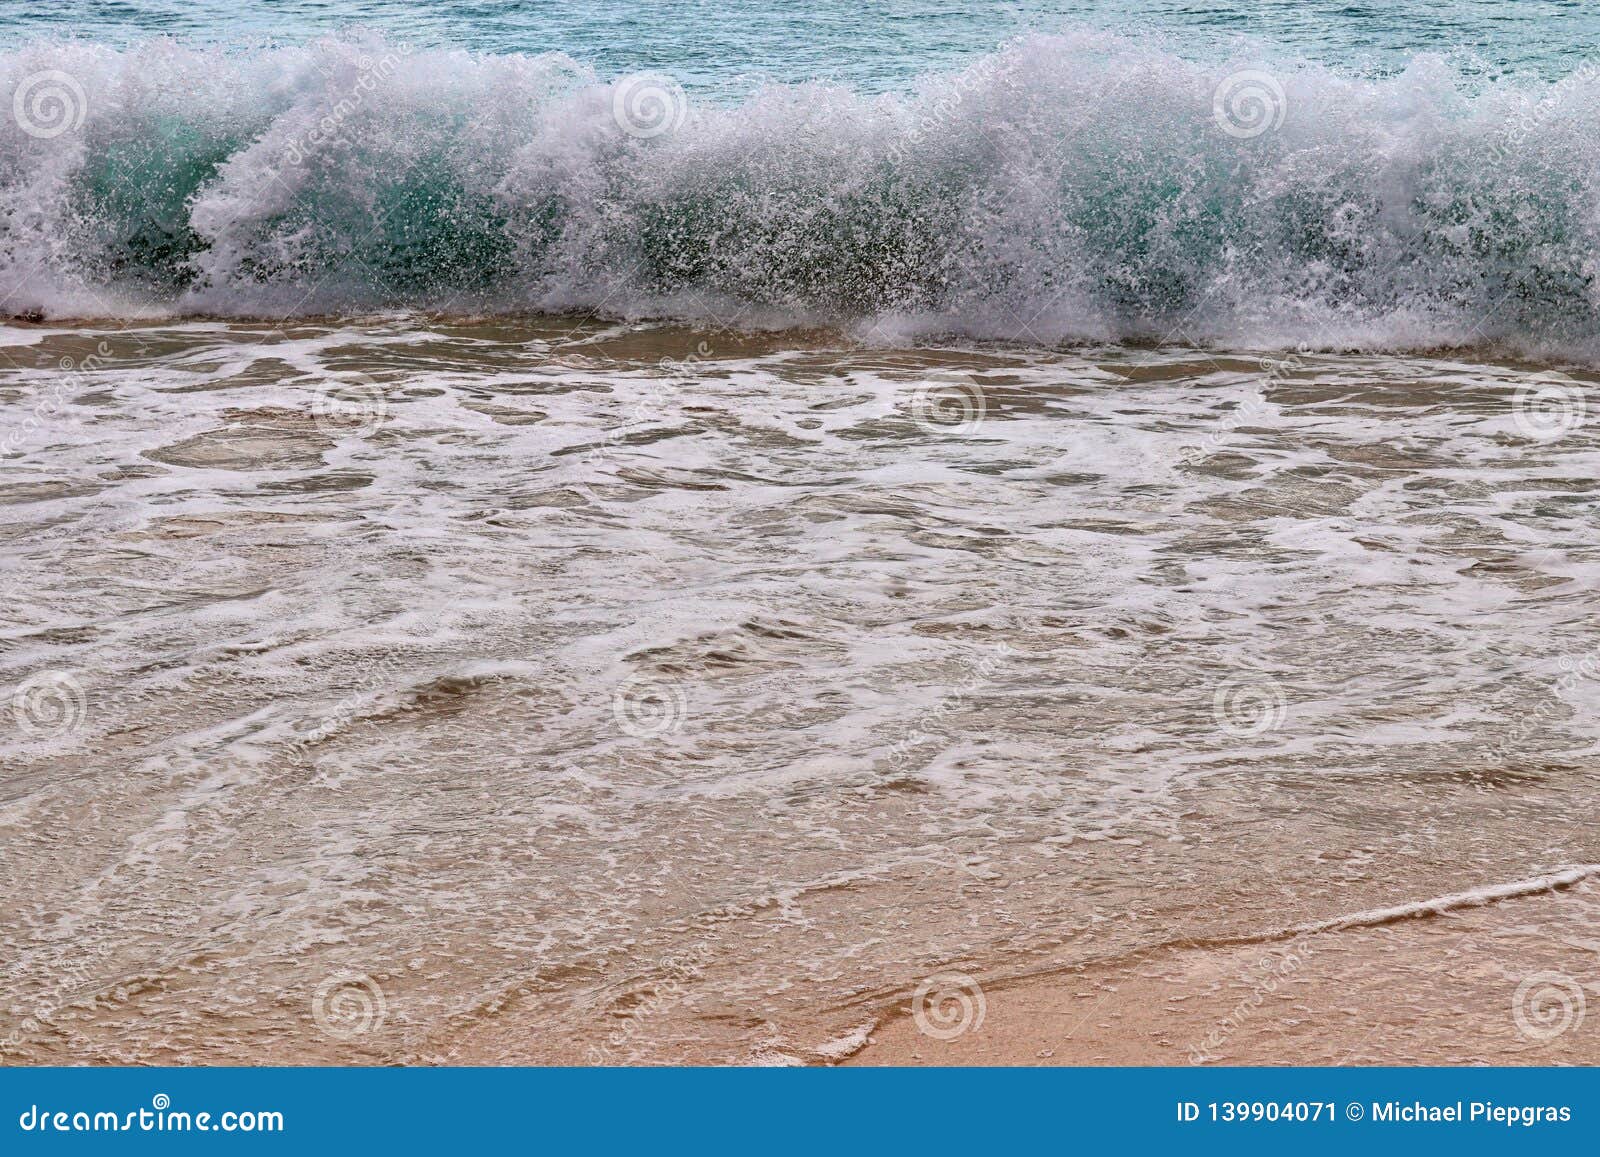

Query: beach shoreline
5,318,1600,1068
846,872,1600,1066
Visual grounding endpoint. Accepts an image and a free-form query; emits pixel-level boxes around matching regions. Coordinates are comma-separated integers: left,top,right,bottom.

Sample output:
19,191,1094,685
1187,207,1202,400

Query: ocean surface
0,3,1597,352
3,4,1600,1063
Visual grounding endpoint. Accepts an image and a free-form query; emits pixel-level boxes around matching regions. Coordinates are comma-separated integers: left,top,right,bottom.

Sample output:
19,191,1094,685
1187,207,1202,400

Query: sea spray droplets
911,972,987,1041
311,971,388,1041
1212,70,1286,139
612,676,688,739
11,671,86,739
611,72,688,139
11,70,86,139
1512,972,1585,1041
12,36,1600,355
1211,678,1287,737
1513,373,1587,442
909,372,987,436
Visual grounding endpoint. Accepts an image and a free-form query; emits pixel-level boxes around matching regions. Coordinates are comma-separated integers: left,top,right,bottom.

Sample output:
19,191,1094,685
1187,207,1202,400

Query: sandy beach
850,871,1600,1066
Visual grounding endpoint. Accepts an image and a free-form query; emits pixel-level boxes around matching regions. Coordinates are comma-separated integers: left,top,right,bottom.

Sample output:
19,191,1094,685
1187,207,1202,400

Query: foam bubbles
3,33,1600,360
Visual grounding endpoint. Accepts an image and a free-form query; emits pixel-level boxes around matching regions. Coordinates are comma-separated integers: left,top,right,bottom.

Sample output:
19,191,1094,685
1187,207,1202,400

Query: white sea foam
5,314,1600,1061
1,33,1599,359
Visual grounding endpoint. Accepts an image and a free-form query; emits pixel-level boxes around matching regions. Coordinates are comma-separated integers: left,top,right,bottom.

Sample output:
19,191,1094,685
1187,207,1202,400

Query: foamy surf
3,32,1600,360
5,316,1600,1063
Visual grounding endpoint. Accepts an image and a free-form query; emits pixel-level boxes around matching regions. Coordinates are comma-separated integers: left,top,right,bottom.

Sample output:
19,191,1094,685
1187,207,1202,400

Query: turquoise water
3,3,1600,356
2,1,1596,90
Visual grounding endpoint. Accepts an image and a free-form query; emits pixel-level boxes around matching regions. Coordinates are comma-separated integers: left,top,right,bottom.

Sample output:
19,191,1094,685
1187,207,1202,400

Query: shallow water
3,317,1598,1061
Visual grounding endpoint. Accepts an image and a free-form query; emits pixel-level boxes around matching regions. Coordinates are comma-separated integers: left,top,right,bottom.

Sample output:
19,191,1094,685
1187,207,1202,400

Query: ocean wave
3,31,1600,356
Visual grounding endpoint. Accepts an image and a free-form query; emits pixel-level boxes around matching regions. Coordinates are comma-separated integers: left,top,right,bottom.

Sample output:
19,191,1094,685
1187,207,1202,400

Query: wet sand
849,872,1600,1066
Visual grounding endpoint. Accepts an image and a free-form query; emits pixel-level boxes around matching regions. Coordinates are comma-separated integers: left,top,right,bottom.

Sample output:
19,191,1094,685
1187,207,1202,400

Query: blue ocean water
3,2,1597,88
2,2,1599,355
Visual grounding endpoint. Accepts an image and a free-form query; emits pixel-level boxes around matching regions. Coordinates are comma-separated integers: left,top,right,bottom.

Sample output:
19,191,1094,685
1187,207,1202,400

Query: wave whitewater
4,31,1600,356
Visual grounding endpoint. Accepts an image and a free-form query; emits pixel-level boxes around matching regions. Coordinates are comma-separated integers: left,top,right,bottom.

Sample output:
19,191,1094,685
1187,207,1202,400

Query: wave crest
3,32,1600,357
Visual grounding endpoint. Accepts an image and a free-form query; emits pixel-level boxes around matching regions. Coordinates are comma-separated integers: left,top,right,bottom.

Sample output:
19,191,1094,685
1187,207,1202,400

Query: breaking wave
4,31,1600,356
